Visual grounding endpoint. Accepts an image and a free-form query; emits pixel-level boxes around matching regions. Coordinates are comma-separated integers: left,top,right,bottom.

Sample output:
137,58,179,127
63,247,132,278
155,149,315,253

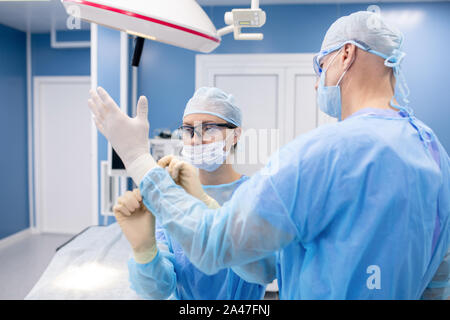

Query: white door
34,77,96,234
214,71,283,175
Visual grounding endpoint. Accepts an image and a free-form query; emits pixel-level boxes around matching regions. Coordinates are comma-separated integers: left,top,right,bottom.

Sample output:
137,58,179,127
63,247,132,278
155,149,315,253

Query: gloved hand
88,87,156,183
158,155,220,209
113,188,157,264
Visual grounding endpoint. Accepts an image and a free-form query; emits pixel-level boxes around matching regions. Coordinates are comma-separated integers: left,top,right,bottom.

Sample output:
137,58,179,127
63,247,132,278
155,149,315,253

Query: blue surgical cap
183,87,242,127
318,11,404,62
313,11,410,106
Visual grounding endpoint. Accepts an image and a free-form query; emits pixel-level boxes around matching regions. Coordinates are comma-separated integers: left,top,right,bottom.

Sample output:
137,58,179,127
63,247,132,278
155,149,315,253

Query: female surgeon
113,87,276,300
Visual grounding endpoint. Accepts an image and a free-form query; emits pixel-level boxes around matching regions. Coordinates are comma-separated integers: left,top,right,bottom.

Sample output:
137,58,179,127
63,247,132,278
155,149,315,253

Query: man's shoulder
288,119,377,156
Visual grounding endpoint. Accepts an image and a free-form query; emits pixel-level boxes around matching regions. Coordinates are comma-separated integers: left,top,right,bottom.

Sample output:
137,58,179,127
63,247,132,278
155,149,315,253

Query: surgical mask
181,134,233,172
317,50,353,120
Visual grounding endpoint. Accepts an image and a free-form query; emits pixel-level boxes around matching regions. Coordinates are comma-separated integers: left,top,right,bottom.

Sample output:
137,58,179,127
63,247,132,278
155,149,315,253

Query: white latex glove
158,155,220,209
88,87,156,183
113,189,157,264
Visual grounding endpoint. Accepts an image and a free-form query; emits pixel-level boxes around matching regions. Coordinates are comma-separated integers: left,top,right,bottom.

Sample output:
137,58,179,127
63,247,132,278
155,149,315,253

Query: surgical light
61,0,266,54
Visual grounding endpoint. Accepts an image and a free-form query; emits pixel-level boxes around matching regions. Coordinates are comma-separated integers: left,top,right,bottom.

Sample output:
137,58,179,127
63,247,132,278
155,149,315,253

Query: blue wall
31,31,90,76
0,24,28,239
133,2,450,151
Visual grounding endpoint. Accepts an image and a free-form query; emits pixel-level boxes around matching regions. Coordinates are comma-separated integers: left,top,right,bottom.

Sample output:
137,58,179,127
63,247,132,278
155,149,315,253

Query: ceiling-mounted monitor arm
217,0,266,40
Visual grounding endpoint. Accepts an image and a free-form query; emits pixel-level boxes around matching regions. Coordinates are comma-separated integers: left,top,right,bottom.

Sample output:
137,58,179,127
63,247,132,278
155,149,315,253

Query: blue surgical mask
317,50,352,120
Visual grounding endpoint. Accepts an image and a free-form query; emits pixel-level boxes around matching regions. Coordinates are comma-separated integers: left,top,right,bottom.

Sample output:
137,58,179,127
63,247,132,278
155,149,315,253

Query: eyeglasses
313,40,374,77
313,60,324,77
178,123,236,141
313,50,339,77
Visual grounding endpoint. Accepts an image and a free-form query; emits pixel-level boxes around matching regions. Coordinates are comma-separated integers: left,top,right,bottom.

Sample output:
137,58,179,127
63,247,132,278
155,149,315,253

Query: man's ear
342,43,357,70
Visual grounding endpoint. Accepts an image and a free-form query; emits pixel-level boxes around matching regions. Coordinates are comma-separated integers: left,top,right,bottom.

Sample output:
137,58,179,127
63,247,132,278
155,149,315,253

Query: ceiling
0,0,89,33
0,0,446,33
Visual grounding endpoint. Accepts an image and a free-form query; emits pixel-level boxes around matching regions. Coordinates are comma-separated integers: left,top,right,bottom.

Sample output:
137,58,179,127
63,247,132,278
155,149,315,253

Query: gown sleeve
128,227,177,299
139,139,306,276
230,253,277,285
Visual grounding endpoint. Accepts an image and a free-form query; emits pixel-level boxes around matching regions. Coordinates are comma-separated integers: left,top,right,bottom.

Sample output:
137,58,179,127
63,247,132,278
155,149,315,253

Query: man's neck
341,77,396,120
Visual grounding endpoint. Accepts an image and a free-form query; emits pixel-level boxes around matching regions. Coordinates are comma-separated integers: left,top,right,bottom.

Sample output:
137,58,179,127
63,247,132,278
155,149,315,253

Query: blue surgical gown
128,176,275,300
140,108,450,299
